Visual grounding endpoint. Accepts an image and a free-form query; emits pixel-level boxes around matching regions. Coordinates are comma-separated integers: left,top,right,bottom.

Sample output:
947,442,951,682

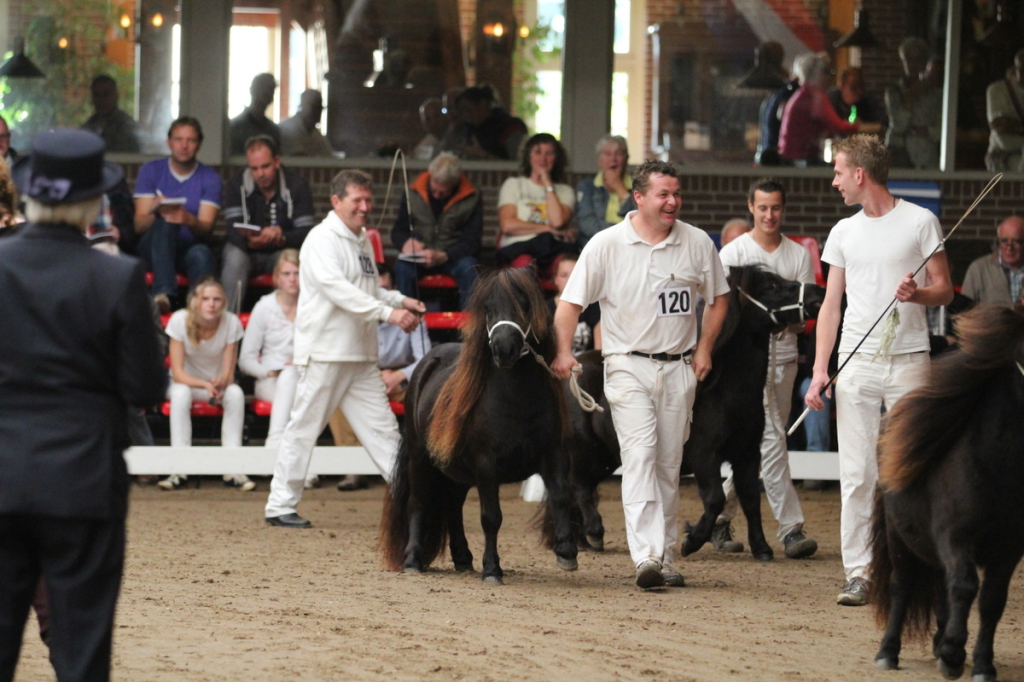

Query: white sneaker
304,475,321,489
223,474,256,492
158,474,187,490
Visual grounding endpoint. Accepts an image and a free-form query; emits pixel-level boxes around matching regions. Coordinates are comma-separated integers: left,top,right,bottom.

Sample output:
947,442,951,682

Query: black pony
566,266,824,559
380,268,578,584
870,305,1024,682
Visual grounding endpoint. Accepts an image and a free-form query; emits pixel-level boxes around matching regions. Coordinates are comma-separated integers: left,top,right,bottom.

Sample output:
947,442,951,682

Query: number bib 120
656,285,692,317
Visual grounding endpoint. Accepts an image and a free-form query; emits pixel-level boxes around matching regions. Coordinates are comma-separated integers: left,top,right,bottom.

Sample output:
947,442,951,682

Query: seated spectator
221,135,316,310
82,74,140,153
413,97,448,160
885,38,943,169
576,134,636,247
961,216,1024,306
779,53,880,166
0,114,17,166
279,89,333,157
229,73,281,156
333,262,431,491
550,253,601,353
985,48,1024,173
0,158,20,233
495,133,576,271
828,67,888,130
391,152,481,308
239,249,301,449
720,218,751,246
133,116,219,313
441,84,527,160
160,277,250,491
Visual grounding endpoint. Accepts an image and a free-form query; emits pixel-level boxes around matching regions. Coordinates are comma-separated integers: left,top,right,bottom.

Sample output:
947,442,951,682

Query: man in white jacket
265,169,425,528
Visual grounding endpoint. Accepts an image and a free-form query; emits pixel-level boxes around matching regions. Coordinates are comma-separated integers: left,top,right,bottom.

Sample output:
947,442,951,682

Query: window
0,0,179,154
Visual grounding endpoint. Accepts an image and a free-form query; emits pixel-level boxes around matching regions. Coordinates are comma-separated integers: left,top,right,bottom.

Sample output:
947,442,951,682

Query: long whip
376,148,429,348
787,173,1003,437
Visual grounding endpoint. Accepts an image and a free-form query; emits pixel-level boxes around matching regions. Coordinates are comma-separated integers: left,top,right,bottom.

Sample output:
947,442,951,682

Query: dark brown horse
870,305,1024,682
380,268,578,584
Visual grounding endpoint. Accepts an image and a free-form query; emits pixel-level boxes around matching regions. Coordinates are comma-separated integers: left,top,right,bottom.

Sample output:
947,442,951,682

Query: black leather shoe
265,513,312,528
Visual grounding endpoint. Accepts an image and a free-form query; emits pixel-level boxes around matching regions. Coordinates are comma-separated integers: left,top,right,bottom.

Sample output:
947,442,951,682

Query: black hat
12,129,124,206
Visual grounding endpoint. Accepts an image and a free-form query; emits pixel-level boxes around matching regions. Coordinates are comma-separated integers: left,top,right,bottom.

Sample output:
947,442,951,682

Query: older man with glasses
962,216,1024,306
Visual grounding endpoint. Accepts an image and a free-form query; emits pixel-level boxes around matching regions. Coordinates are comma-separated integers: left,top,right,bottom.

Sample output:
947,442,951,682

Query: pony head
463,268,552,369
728,265,825,329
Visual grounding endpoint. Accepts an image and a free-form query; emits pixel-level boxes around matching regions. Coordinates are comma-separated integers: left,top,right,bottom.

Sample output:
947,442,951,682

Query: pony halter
739,282,809,326
487,319,535,359
486,319,604,413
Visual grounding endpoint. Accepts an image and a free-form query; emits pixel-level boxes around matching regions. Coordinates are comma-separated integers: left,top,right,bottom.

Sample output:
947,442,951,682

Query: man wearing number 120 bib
553,160,730,590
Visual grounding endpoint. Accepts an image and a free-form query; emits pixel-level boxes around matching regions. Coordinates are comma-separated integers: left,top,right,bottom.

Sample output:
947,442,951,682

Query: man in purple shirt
133,116,221,312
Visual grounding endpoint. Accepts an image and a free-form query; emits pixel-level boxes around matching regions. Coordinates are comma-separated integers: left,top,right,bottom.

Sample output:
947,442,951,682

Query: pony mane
878,305,1024,491
427,268,563,465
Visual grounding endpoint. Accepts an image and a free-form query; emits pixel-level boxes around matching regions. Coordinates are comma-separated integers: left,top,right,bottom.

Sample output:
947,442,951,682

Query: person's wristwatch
545,185,555,193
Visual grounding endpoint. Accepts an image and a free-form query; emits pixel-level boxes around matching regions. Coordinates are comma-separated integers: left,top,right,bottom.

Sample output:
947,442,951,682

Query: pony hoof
454,563,474,573
875,656,899,671
585,535,604,551
752,551,774,562
483,575,504,585
681,539,699,557
402,566,422,574
938,660,965,680
557,556,579,571
971,674,996,682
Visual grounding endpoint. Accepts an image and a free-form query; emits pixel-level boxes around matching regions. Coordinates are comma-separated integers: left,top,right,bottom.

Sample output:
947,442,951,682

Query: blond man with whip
804,135,953,606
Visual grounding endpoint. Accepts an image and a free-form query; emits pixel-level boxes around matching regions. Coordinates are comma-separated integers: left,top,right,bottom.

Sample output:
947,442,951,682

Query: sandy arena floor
12,479,1024,682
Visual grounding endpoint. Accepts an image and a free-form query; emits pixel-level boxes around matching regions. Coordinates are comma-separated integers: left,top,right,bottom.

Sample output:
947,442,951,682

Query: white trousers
835,351,928,580
264,361,399,517
254,365,299,449
604,354,695,568
718,360,804,540
167,382,245,447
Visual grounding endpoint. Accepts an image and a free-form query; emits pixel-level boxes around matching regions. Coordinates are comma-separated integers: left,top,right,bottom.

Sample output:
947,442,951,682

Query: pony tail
869,491,940,640
868,492,894,628
380,438,412,571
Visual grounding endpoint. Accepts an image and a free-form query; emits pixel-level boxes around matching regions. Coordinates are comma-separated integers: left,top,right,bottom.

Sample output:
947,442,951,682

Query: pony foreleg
936,554,980,680
969,560,1016,682
731,457,774,561
446,484,474,572
681,462,727,557
478,478,504,584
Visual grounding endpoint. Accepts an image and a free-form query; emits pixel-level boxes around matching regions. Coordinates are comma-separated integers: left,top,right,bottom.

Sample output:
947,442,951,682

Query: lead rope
487,320,604,413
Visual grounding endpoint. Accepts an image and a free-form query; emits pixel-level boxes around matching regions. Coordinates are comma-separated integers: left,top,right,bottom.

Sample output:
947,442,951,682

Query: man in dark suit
0,130,167,681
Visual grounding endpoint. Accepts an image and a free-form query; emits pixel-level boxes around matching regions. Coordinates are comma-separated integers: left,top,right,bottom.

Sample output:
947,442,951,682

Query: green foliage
0,0,135,149
512,20,561,129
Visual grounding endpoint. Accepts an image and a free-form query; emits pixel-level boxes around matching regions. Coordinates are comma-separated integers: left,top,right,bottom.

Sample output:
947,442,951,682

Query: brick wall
119,160,1022,283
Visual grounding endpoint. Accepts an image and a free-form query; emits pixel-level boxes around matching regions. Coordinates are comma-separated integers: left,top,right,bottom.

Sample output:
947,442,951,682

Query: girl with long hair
160,277,249,490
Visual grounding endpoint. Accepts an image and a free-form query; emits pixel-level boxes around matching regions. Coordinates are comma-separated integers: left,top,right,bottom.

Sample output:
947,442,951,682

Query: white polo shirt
561,212,730,356
719,232,815,364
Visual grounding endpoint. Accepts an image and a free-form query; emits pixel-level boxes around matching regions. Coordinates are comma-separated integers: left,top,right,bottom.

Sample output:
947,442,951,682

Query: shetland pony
380,269,578,584
565,266,824,560
870,305,1024,681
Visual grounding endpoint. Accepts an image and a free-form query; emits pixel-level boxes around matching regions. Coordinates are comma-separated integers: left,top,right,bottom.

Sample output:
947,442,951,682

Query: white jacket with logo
293,211,406,365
